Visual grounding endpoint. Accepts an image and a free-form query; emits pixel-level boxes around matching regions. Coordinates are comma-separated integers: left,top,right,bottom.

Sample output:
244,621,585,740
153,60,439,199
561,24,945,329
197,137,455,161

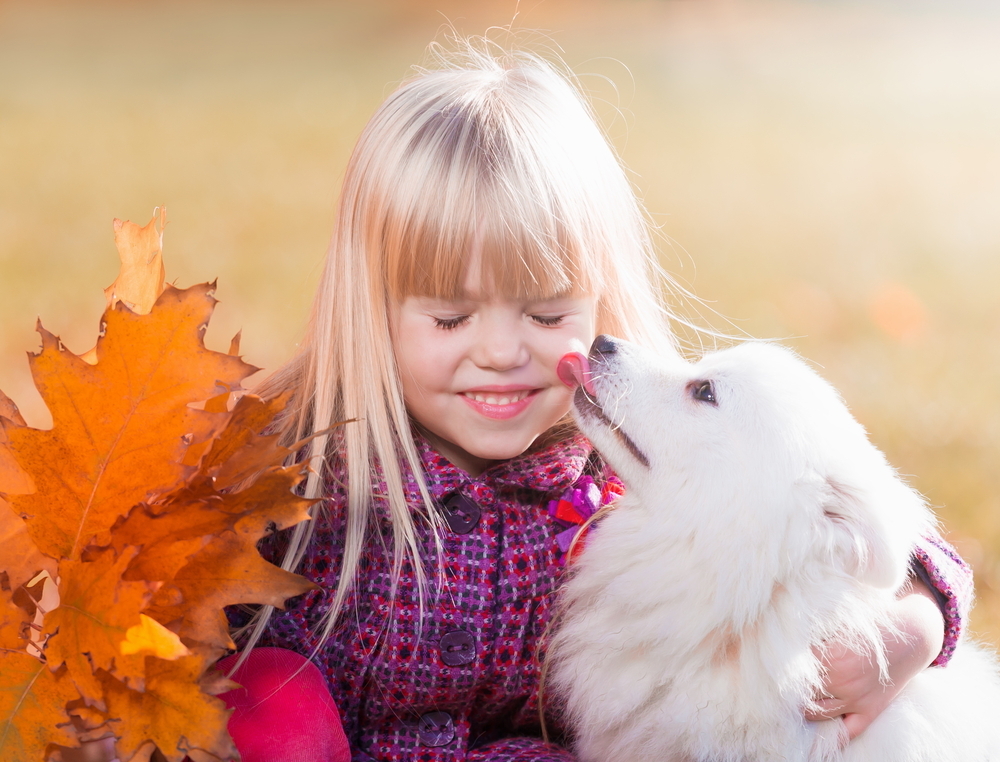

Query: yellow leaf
120,614,190,660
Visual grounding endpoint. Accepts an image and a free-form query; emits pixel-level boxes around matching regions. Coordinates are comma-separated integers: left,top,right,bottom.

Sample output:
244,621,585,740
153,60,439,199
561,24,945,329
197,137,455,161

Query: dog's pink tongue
557,352,596,396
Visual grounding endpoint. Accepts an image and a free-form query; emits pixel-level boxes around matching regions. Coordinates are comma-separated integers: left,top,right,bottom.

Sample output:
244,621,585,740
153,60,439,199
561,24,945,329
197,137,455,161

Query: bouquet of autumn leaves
0,212,321,762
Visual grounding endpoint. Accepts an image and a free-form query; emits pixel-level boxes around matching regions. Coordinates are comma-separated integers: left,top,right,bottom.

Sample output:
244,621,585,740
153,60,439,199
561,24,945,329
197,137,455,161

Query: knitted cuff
911,533,974,667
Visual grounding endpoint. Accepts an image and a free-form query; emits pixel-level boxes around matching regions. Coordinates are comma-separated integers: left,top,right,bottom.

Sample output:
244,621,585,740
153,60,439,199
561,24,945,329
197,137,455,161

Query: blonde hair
241,36,677,653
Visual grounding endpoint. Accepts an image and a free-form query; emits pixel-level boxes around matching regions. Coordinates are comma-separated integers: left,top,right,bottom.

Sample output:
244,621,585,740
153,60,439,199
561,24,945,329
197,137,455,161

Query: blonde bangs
384,175,603,302
381,75,607,303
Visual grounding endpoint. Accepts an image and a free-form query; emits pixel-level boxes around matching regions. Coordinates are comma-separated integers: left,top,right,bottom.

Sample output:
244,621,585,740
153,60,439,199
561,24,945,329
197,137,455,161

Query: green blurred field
2,0,999,645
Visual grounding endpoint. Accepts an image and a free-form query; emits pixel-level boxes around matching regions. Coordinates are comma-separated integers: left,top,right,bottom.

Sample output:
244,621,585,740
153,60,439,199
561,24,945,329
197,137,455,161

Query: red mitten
215,647,351,762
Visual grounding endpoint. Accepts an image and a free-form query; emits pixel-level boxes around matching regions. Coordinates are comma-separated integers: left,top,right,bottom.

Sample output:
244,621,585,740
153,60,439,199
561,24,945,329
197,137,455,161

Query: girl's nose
472,321,529,371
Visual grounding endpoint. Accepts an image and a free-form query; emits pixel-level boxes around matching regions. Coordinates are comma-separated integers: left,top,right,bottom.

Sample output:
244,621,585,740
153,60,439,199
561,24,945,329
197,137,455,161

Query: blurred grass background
1,0,999,644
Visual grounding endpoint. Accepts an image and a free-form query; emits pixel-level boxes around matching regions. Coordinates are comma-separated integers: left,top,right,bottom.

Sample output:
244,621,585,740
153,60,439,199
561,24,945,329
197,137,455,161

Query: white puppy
549,336,1000,761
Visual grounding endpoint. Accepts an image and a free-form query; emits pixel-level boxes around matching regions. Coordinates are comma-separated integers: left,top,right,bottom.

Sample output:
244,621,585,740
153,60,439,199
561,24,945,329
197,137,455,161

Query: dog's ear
819,476,919,589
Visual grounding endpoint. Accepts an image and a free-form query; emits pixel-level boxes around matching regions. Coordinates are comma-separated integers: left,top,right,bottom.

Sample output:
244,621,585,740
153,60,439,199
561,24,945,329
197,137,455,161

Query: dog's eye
689,380,717,405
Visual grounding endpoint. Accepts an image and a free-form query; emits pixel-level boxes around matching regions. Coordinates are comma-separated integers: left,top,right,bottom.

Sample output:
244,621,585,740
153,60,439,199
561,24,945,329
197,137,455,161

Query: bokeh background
2,0,999,644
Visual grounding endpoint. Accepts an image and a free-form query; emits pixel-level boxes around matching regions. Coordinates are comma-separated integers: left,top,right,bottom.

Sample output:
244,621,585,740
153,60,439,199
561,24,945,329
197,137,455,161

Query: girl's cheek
565,336,592,356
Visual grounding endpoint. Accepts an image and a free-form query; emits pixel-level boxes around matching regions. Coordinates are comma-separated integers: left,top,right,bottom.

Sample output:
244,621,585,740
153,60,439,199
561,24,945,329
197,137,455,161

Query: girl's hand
805,575,945,742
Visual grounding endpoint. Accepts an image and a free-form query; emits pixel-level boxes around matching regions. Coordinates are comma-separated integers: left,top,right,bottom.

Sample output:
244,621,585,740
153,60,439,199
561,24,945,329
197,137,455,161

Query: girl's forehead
403,277,594,304
408,290,594,308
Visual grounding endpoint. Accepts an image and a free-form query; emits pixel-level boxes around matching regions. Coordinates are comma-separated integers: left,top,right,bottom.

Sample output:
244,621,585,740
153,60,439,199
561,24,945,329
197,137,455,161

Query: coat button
440,493,481,534
417,711,455,747
439,630,476,666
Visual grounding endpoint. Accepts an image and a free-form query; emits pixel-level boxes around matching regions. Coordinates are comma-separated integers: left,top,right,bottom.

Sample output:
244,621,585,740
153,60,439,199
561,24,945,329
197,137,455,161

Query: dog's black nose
591,334,617,357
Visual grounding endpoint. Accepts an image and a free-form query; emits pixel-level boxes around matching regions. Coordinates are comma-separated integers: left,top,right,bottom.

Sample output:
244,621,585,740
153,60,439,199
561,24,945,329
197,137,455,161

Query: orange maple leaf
0,657,80,761
0,590,80,762
0,393,53,596
6,283,256,561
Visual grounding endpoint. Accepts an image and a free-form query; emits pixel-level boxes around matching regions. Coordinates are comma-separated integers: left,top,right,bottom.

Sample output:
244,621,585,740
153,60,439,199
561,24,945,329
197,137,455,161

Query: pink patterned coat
257,433,972,761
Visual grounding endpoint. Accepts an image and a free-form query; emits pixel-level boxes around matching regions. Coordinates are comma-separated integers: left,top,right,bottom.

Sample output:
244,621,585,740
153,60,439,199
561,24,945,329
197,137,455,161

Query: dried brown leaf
0,389,27,428
0,498,56,593
43,548,156,703
105,210,167,315
0,398,34,497
0,587,31,650
101,657,236,762
195,393,292,490
147,528,316,650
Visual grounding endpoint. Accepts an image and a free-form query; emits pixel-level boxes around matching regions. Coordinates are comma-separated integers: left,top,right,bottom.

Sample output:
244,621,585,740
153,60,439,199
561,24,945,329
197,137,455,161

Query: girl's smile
390,287,596,475
460,385,538,419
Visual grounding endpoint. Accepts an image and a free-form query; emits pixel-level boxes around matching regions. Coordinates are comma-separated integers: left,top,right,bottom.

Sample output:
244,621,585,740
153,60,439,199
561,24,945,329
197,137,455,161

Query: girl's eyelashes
530,314,564,327
431,313,566,329
433,315,470,330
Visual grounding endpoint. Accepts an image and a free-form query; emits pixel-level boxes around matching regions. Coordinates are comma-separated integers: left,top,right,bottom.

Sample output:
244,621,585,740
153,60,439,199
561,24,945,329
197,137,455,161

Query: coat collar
407,428,593,504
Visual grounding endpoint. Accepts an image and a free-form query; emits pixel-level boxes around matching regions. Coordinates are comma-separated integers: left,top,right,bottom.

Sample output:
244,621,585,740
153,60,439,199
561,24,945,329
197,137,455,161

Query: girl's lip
462,384,538,393
459,388,540,420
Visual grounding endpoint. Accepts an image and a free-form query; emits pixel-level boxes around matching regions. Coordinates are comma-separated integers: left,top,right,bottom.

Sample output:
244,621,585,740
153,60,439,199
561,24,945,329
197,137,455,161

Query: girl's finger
804,697,847,721
842,711,874,741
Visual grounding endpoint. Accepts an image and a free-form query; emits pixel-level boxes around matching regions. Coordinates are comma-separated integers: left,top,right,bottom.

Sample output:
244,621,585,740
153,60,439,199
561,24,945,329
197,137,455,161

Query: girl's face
391,278,597,476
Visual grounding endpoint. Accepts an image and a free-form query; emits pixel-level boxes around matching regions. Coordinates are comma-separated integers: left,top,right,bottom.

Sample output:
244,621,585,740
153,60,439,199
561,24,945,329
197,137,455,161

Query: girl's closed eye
433,314,470,330
531,314,564,327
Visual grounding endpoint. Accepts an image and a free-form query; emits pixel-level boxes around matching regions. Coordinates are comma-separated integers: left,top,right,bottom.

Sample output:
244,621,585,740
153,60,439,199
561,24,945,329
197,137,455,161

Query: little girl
224,38,972,762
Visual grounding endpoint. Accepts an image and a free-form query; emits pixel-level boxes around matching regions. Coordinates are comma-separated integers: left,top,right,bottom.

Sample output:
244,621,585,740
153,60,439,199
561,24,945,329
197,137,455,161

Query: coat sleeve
911,532,974,667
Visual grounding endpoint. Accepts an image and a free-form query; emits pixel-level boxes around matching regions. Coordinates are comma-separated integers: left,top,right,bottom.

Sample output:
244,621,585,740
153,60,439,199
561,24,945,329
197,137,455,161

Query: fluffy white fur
549,339,1000,761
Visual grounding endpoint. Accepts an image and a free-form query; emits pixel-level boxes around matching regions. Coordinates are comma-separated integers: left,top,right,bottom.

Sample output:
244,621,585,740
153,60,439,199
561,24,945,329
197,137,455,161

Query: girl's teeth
466,392,527,405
